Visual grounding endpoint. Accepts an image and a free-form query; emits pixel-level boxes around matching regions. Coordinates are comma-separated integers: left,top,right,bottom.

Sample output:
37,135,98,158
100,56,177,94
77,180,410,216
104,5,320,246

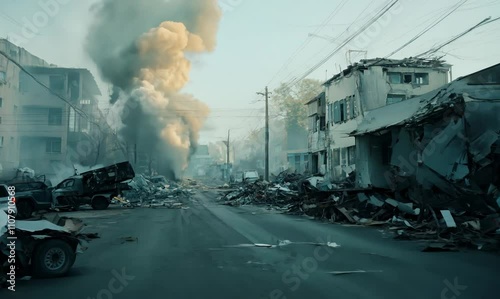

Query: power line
266,0,350,87
285,0,400,90
383,0,469,59
415,16,500,58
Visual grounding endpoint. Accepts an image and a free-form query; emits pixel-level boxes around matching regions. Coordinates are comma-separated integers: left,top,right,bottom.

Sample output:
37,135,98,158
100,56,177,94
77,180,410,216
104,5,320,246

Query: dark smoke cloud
85,0,221,178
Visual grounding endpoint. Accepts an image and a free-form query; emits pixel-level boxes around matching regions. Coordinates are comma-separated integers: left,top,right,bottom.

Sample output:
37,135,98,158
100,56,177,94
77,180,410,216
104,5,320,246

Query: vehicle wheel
16,199,34,219
91,196,109,210
32,239,76,278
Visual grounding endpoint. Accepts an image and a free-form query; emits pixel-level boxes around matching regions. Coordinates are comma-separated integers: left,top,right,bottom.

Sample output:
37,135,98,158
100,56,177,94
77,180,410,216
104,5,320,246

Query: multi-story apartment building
0,39,49,176
324,58,452,181
18,65,102,177
0,39,112,181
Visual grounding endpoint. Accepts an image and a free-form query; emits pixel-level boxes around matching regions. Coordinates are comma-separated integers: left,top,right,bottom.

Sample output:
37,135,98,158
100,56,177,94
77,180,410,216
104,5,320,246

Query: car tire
32,239,76,278
91,196,109,210
16,199,34,220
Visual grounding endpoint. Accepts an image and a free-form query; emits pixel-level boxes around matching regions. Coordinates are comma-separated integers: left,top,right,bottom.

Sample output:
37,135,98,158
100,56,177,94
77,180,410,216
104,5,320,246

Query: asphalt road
3,189,500,299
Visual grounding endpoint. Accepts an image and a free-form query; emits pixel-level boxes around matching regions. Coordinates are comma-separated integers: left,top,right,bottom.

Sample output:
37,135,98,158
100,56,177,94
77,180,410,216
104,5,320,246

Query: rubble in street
119,175,198,209
219,170,500,251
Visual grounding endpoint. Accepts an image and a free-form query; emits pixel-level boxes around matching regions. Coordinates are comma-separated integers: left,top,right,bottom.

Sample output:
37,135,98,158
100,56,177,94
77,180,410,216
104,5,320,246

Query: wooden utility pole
264,86,269,181
257,87,271,181
223,129,230,181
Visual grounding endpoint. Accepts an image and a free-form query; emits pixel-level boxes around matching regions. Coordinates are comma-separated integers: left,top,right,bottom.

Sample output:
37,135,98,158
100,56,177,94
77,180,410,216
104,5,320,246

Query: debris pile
220,172,500,250
121,175,197,208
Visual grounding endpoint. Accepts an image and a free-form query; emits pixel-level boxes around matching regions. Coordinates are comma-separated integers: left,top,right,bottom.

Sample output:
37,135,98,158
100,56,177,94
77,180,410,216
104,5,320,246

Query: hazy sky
1,0,499,144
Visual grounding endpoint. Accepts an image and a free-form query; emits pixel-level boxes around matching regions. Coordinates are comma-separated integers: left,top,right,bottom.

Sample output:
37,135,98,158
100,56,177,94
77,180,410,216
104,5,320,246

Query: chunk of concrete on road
440,210,457,228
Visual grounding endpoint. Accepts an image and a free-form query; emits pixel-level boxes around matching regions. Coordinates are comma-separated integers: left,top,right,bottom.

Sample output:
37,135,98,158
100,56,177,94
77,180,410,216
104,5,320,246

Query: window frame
387,72,402,84
46,137,62,153
48,108,63,126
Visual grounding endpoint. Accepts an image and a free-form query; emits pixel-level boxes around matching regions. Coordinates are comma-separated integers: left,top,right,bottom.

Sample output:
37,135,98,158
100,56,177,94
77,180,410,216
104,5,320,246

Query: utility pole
257,87,271,181
223,129,230,182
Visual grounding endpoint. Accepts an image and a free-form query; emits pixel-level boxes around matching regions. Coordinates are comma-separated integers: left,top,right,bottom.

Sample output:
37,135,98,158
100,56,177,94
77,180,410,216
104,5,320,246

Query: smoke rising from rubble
85,0,221,178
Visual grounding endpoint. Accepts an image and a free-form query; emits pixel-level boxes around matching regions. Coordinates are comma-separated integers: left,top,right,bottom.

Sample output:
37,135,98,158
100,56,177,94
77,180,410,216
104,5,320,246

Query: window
319,116,326,131
387,72,402,84
0,97,3,107
48,108,63,125
331,149,340,167
310,116,318,132
46,137,62,153
386,94,406,105
350,96,357,118
414,73,429,85
403,74,413,84
0,136,3,147
0,71,5,82
341,148,348,166
339,99,346,122
348,146,356,165
333,101,340,123
49,75,65,92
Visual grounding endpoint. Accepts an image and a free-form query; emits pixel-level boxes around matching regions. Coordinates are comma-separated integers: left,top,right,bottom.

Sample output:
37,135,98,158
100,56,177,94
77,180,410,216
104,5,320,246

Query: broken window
348,146,356,165
403,73,413,84
48,108,63,126
49,75,65,92
387,72,402,84
46,137,62,153
414,73,429,85
386,94,406,105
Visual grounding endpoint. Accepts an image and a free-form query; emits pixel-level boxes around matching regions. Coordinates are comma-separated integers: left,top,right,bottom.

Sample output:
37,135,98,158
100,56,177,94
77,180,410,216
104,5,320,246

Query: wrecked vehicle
0,212,87,287
243,170,260,183
9,181,53,219
53,161,135,210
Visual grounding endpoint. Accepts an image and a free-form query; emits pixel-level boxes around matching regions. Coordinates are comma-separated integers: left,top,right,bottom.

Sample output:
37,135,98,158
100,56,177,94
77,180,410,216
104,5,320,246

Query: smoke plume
85,0,221,178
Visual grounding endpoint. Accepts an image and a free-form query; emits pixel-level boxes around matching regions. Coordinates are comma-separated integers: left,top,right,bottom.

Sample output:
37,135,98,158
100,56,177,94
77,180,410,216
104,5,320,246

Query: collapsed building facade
320,58,452,181
352,63,500,214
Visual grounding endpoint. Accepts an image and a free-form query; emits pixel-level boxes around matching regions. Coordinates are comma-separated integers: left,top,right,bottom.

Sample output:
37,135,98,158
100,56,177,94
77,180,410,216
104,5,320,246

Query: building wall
0,39,49,177
325,63,450,181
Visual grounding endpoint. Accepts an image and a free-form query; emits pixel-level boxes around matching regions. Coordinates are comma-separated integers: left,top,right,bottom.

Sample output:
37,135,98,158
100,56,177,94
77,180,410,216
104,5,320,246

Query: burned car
53,161,135,210
9,181,53,219
0,212,88,287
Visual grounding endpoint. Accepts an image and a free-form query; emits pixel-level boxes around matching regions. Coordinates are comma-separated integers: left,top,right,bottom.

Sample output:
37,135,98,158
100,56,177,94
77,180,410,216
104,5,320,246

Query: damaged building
323,58,452,181
352,63,500,213
0,39,123,182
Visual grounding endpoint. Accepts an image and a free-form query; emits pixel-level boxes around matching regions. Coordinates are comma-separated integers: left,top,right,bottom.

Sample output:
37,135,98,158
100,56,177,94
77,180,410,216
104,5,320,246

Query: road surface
3,189,499,299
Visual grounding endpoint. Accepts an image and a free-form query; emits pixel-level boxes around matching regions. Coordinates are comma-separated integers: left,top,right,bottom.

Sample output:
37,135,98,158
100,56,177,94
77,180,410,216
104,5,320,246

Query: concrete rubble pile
120,175,196,209
221,171,500,250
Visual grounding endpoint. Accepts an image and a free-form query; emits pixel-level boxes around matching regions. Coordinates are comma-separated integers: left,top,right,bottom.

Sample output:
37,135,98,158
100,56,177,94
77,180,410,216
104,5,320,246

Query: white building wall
325,63,451,181
0,39,49,177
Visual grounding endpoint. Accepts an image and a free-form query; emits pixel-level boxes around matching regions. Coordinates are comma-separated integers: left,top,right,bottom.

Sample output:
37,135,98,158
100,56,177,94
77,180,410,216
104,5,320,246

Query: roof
323,57,451,86
26,66,101,96
351,63,500,136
